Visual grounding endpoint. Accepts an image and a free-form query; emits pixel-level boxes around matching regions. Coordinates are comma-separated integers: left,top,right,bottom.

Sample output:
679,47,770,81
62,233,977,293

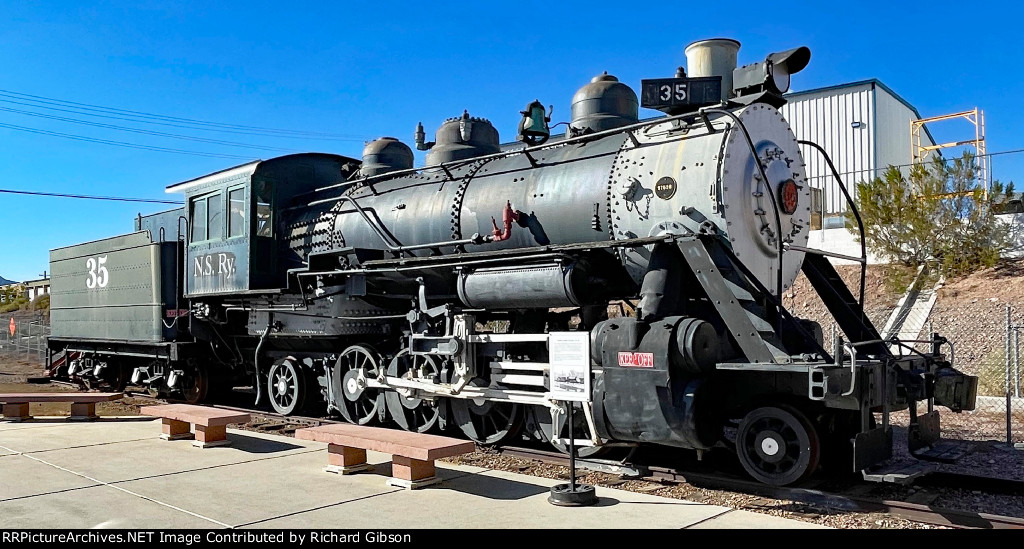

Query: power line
0,89,368,141
0,96,368,143
0,105,298,152
0,122,257,160
802,146,1024,182
0,188,180,204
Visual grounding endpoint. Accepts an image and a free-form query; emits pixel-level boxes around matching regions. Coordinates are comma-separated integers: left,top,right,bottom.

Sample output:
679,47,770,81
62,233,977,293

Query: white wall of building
874,87,925,178
807,228,887,265
807,213,1024,266
780,80,935,219
781,82,875,215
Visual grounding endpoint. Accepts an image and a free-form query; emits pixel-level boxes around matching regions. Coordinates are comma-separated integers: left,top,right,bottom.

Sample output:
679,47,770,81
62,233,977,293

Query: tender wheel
85,362,130,392
332,345,383,425
267,357,306,415
181,364,209,405
450,379,522,445
384,351,441,433
531,404,608,458
736,405,820,486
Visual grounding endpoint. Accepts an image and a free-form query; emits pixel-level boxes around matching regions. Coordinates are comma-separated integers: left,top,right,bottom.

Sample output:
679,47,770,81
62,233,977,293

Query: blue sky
1,1,1022,281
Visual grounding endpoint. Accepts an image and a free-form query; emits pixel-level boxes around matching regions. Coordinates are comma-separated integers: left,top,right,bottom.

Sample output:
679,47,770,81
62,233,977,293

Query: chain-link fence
0,312,50,364
815,299,1023,446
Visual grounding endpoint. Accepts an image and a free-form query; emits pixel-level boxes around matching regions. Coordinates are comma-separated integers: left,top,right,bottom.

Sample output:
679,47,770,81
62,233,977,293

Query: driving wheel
332,345,383,425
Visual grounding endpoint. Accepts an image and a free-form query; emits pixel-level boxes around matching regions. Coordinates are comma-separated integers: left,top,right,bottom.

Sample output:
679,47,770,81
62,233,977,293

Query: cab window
228,187,245,238
190,192,222,242
254,180,273,237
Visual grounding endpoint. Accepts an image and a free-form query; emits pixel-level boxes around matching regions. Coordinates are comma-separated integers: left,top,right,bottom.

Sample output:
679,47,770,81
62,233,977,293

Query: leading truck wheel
267,357,306,416
736,405,820,486
531,404,608,458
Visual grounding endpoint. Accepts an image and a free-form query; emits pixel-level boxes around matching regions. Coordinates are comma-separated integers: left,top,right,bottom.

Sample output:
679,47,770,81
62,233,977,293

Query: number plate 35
86,255,109,289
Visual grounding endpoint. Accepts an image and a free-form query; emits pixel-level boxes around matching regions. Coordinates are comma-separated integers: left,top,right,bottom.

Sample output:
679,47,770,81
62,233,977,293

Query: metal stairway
880,264,943,355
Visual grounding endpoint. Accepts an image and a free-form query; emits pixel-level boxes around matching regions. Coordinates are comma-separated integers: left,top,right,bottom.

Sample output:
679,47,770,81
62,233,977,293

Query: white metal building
781,79,936,228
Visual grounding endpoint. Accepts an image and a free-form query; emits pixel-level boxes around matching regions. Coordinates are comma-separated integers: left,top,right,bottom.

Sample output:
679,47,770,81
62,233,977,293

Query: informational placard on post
548,331,591,402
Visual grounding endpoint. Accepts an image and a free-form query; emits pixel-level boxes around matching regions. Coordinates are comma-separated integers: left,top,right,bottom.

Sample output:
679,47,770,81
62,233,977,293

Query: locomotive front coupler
885,334,977,413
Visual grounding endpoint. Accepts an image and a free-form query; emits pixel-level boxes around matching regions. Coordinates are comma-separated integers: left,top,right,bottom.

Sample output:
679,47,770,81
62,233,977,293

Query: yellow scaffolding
911,108,988,193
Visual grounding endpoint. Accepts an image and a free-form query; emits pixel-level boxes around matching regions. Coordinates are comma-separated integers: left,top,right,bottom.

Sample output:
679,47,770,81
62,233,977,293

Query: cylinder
684,38,741,101
674,317,719,374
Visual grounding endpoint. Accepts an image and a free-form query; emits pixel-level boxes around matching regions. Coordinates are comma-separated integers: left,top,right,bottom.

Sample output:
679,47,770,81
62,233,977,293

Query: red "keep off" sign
617,351,654,368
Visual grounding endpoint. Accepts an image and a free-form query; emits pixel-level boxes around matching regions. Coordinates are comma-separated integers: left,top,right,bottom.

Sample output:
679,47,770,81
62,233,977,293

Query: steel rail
495,445,1024,530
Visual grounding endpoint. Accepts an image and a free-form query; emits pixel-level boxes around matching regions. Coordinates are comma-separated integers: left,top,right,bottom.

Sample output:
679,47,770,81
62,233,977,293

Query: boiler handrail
797,140,868,310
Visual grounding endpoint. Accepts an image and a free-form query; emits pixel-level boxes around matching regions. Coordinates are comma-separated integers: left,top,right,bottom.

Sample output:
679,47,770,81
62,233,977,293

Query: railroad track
497,445,1024,530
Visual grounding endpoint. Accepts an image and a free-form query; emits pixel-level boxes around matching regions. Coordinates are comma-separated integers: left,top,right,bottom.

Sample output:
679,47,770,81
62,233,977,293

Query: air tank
360,137,413,177
568,72,638,135
684,39,741,102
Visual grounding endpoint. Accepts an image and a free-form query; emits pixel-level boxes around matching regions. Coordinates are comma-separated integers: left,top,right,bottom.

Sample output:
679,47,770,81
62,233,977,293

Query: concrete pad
117,449,415,527
0,484,223,529
0,415,146,430
0,455,99,501
0,418,161,453
258,467,730,529
0,419,73,431
0,420,824,530
35,430,324,484
688,509,830,529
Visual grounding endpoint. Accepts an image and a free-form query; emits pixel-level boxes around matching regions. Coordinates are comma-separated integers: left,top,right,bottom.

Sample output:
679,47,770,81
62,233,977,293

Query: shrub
848,152,1015,278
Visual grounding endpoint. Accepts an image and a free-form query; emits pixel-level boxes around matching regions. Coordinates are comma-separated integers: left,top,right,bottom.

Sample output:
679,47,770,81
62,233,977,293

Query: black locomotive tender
47,39,977,486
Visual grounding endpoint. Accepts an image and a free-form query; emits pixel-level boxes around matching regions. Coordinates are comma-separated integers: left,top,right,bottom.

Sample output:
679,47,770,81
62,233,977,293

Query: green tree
848,152,1015,276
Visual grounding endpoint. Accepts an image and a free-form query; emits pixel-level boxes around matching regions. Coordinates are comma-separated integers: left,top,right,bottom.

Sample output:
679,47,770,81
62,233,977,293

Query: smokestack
684,39,741,102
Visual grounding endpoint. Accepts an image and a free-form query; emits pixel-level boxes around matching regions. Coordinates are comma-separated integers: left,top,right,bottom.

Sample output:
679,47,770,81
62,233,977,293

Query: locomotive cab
166,153,359,297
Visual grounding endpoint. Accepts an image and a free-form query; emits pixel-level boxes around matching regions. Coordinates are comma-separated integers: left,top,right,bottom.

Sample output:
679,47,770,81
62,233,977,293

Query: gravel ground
443,448,940,529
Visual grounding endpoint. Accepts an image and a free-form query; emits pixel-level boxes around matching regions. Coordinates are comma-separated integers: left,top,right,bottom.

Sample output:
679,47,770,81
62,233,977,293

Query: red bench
296,423,475,489
140,404,251,448
0,393,123,421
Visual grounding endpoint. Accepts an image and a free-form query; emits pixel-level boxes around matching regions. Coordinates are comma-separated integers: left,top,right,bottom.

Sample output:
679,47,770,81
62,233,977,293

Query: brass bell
517,100,552,146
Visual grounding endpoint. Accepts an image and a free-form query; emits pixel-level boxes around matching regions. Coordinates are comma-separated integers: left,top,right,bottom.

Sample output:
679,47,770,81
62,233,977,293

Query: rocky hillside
782,259,1024,396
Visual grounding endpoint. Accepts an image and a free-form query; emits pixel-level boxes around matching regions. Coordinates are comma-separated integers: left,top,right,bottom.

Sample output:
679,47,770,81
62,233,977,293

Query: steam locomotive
46,39,977,486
